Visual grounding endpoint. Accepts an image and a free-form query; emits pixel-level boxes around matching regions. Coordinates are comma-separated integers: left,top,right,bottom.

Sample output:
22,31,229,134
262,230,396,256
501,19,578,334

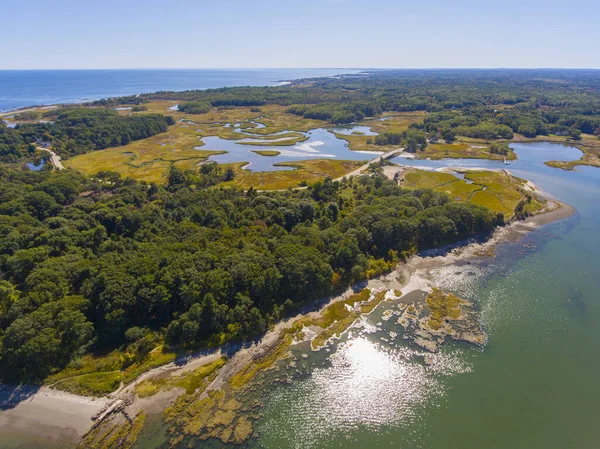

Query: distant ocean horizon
0,68,364,112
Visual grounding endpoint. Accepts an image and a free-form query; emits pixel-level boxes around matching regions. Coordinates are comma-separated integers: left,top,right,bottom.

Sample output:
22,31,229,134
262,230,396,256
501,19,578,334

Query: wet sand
0,386,110,447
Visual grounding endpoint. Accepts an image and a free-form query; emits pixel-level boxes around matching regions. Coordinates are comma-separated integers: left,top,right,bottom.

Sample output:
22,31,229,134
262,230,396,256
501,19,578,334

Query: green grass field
220,159,366,190
401,168,544,218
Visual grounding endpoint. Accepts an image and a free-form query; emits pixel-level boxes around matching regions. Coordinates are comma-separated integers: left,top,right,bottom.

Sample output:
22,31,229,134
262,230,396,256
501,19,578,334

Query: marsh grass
250,150,281,157
220,159,365,190
134,356,227,398
426,288,464,330
402,168,544,218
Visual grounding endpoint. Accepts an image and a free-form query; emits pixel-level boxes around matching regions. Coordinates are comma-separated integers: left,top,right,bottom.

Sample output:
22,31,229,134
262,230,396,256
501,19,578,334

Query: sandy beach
0,386,110,447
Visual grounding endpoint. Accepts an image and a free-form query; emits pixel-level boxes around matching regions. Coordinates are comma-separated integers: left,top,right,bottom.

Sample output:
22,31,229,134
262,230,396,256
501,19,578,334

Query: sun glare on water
259,336,458,448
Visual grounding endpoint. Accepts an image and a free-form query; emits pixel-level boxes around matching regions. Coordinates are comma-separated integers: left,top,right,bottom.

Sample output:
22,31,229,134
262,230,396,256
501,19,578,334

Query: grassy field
45,345,176,397
220,159,366,190
251,150,281,156
416,141,517,160
401,168,545,218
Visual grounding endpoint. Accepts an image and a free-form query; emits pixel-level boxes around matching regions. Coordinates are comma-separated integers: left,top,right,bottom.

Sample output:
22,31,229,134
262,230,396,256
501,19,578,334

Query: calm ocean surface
0,69,362,112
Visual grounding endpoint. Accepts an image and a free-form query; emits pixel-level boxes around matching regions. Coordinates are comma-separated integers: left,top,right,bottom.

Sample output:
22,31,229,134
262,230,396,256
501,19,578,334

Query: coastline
0,190,575,447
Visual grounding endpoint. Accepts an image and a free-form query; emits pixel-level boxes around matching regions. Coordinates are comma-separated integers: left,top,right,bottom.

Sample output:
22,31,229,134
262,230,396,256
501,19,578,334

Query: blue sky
2,0,599,69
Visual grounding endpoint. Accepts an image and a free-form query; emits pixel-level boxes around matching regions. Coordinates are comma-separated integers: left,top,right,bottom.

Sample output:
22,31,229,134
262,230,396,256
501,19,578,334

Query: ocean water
0,69,361,112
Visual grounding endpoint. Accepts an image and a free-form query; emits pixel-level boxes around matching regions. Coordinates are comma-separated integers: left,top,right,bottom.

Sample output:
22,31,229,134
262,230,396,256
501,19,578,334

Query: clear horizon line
1,67,600,71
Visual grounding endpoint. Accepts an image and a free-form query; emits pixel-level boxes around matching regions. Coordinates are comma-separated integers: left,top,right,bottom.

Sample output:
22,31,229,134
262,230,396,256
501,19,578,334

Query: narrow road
37,146,64,170
334,147,404,181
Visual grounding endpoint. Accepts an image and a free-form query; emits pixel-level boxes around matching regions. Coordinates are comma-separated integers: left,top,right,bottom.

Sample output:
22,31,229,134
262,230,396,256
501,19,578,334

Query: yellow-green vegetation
134,357,227,398
362,112,426,134
417,141,517,160
236,133,307,146
279,289,388,351
49,371,122,397
79,411,146,449
251,150,281,157
46,346,176,397
335,112,426,152
542,134,600,170
220,159,365,190
65,102,332,184
64,123,225,183
309,290,388,349
165,389,253,446
229,333,294,390
161,289,390,446
425,288,465,330
401,168,545,218
474,246,496,258
403,170,458,189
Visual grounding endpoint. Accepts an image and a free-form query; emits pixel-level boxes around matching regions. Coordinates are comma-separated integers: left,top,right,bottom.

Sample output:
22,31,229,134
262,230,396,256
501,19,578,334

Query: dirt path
37,146,64,170
334,147,404,181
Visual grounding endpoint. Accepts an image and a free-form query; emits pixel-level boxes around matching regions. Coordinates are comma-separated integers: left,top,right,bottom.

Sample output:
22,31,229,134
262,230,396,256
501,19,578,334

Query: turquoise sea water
0,69,361,112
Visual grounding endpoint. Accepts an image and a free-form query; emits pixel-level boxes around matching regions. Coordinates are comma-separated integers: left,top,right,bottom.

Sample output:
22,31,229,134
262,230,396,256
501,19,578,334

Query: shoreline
0,193,575,447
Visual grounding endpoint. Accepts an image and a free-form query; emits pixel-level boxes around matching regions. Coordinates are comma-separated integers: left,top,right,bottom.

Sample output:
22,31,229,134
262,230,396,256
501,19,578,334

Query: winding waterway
201,127,379,171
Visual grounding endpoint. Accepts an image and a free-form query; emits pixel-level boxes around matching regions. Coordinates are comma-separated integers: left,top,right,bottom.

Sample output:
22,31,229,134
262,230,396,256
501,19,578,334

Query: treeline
0,167,502,381
0,123,35,162
11,108,174,157
287,101,381,124
178,101,212,114
370,128,428,152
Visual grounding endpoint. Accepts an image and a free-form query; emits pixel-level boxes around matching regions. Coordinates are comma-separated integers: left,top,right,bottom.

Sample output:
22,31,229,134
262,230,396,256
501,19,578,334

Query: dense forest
0,166,502,381
2,108,173,160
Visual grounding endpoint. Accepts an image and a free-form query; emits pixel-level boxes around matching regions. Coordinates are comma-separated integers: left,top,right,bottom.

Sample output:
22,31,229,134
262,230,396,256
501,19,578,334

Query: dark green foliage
178,101,211,114
0,167,501,381
375,128,427,152
490,143,510,156
287,101,381,124
13,108,173,157
0,122,26,162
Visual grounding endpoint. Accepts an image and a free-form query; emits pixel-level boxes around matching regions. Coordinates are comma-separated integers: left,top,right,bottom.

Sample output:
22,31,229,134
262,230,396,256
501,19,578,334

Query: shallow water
26,160,45,171
247,142,600,449
201,128,375,171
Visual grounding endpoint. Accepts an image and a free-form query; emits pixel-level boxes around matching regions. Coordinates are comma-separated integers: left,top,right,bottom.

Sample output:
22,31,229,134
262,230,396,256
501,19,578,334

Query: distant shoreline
0,68,364,113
